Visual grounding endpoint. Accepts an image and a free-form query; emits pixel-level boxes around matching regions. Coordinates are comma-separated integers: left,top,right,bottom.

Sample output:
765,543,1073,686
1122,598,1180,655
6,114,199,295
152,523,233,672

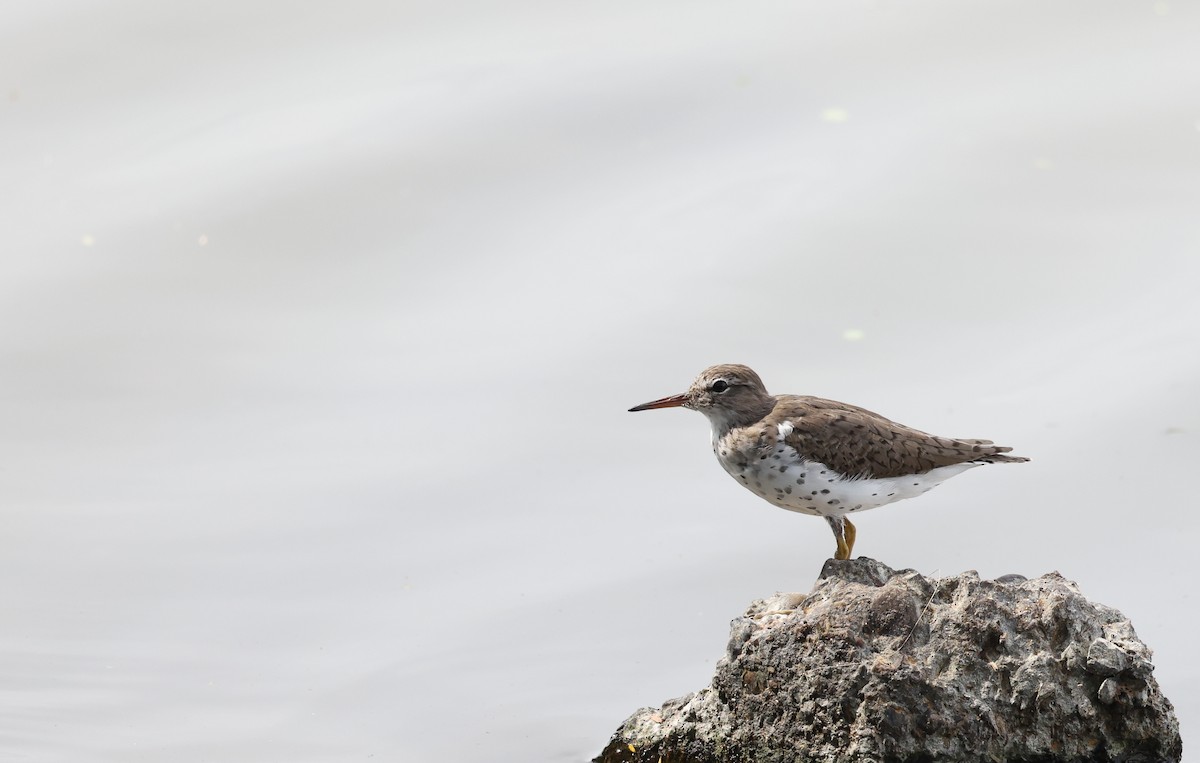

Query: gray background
2,1,1197,760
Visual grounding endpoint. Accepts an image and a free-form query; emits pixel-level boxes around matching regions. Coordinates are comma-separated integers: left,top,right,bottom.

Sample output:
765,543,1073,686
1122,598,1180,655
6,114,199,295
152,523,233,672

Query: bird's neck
704,395,777,439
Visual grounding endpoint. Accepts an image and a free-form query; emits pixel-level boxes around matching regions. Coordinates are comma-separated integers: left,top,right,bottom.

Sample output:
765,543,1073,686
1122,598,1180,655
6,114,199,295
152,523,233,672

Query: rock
595,558,1182,763
1087,637,1130,677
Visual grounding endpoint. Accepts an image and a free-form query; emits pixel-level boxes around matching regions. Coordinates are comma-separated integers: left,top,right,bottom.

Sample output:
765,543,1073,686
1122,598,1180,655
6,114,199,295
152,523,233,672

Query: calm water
2,1,1198,760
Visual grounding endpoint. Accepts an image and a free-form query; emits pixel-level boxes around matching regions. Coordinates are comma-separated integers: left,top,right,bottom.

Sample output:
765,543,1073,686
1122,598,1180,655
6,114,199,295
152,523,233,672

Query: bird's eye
711,380,730,393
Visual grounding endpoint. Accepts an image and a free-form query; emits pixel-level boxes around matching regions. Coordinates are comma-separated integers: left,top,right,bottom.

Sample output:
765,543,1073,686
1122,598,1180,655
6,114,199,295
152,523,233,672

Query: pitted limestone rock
595,558,1181,763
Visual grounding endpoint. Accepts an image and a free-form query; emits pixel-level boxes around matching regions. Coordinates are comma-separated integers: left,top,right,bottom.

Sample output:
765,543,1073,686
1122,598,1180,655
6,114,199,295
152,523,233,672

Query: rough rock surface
596,558,1181,763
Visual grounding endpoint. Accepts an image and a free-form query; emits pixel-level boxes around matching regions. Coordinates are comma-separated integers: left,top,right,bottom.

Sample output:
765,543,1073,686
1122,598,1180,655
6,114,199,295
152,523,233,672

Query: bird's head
629,364,775,432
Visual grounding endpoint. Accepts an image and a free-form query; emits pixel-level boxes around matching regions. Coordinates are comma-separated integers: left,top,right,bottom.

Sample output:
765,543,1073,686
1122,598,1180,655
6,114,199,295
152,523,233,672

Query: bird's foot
827,516,857,560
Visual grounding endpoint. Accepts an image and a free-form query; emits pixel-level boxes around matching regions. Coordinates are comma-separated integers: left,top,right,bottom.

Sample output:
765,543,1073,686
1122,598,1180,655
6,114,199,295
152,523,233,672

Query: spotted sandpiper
629,364,1028,560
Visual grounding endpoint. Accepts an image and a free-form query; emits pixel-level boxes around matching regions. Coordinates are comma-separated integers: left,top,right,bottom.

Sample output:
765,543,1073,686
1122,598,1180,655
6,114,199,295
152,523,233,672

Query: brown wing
774,395,1027,479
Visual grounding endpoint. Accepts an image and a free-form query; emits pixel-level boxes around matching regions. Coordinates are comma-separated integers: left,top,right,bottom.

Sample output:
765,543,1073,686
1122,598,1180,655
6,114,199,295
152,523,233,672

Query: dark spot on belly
796,477,805,485
820,489,830,494
784,486,792,494
779,465,788,473
827,499,840,506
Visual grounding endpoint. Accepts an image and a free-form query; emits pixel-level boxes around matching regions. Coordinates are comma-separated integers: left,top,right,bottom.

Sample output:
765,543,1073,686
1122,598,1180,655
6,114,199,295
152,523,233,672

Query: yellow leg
834,535,849,560
827,516,856,560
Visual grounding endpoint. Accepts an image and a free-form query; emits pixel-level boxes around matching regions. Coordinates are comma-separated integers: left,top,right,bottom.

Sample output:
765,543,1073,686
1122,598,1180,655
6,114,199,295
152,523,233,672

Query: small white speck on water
842,328,865,341
820,107,849,123
1033,157,1054,171
80,234,95,247
197,234,209,246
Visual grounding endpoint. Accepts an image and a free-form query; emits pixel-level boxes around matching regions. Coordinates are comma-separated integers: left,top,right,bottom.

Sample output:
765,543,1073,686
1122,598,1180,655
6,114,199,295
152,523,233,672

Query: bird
628,364,1028,560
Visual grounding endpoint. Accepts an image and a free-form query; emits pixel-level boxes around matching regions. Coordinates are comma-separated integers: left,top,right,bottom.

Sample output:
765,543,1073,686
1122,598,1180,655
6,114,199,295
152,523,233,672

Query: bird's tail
960,439,1029,464
978,453,1030,464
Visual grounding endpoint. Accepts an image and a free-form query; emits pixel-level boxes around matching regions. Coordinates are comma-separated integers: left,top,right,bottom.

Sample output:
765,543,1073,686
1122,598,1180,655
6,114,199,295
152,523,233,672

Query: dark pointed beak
628,393,689,412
